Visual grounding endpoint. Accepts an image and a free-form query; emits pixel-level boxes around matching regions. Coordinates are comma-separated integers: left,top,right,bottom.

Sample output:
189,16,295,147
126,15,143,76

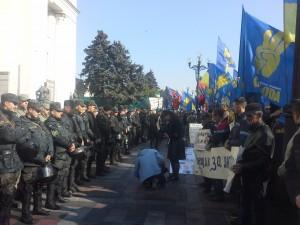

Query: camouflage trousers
0,171,20,224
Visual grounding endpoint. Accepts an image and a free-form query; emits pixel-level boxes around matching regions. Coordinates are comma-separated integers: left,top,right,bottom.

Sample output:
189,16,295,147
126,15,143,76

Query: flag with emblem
238,8,294,106
217,37,236,72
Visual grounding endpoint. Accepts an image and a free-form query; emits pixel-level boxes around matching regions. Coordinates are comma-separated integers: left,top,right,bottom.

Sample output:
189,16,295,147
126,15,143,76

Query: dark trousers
47,162,68,205
0,172,20,225
87,147,95,176
46,168,65,205
77,149,90,179
240,181,265,225
143,173,166,189
170,159,180,177
20,166,43,219
96,143,107,174
68,157,78,190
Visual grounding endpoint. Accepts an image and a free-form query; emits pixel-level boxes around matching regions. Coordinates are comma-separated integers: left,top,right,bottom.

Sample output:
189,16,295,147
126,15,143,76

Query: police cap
50,102,63,112
1,93,19,105
18,94,30,102
28,100,42,112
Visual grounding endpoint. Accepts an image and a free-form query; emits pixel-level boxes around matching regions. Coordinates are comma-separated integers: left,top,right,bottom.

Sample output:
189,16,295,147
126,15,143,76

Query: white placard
149,97,163,110
193,147,240,180
194,129,211,150
189,123,203,145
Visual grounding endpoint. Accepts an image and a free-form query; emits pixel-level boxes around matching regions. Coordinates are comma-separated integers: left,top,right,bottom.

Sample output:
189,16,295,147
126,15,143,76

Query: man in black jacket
232,103,274,225
0,93,33,225
19,100,53,224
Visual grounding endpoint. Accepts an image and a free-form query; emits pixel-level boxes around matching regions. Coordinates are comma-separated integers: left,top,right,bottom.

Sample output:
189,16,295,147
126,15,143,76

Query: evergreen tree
80,30,113,100
144,70,159,97
74,78,87,98
80,30,160,106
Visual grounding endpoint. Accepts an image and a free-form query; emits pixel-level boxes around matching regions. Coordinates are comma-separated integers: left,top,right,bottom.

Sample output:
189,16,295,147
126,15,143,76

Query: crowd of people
1,91,300,225
0,92,163,225
181,97,300,225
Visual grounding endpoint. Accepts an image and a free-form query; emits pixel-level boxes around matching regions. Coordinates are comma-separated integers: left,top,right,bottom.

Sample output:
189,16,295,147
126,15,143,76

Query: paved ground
11,141,235,225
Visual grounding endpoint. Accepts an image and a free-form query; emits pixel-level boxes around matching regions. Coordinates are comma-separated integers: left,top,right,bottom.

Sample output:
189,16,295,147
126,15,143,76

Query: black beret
245,103,263,115
50,102,63,112
28,100,42,112
74,100,86,107
87,100,97,107
64,100,73,107
235,97,247,105
1,93,19,105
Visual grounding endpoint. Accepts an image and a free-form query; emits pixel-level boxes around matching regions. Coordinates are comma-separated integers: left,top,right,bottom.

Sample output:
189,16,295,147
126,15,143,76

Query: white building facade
0,0,79,103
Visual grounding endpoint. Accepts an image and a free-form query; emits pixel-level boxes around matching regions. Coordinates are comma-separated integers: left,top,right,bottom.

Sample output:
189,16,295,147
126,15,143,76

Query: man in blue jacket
134,148,166,189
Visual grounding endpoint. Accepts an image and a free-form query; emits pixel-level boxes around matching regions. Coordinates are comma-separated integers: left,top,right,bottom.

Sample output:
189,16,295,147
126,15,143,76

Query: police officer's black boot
21,184,33,224
32,185,49,216
56,185,67,203
45,183,60,210
87,161,96,179
81,156,90,182
109,150,114,165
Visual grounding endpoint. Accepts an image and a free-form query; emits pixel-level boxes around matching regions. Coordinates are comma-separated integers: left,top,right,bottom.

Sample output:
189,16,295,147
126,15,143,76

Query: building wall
0,0,78,103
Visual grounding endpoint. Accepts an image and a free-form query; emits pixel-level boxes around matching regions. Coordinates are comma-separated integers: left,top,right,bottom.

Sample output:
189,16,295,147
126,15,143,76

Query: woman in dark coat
163,111,185,181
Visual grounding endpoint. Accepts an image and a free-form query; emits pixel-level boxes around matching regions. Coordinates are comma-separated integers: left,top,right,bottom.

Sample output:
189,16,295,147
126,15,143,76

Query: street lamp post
188,56,207,108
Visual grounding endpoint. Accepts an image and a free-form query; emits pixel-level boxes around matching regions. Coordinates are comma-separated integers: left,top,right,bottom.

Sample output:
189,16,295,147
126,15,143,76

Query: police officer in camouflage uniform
39,101,50,123
110,107,123,164
95,106,111,176
86,100,100,178
73,100,91,183
0,93,33,225
19,100,53,224
131,109,141,145
16,94,29,118
45,102,76,210
61,100,83,192
120,106,131,154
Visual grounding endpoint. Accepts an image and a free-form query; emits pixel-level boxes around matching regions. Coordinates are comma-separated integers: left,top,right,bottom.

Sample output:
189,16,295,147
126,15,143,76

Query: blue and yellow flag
238,9,294,106
217,37,236,72
181,91,195,112
207,63,231,90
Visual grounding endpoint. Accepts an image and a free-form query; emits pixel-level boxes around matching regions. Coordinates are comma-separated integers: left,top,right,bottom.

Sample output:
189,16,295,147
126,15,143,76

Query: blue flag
181,91,195,112
207,63,231,90
238,9,294,106
217,37,236,72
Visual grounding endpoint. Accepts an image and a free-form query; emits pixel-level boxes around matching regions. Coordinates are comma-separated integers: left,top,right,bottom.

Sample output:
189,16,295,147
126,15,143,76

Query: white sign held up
194,129,211,150
189,123,203,145
193,147,239,180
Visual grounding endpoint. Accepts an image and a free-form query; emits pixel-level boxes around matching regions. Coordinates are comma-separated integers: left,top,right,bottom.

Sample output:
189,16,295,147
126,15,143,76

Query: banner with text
193,147,239,180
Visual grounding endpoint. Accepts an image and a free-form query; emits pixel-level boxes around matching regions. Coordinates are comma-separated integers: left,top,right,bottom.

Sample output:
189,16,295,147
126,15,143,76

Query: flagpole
292,0,300,99
283,0,300,148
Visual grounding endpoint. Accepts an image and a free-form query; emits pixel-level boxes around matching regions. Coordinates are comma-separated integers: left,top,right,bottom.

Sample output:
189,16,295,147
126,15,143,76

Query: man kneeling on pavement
134,148,166,189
